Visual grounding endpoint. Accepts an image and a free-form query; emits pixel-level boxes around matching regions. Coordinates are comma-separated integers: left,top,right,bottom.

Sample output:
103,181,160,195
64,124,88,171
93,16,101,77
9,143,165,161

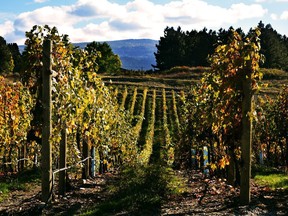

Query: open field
101,67,288,96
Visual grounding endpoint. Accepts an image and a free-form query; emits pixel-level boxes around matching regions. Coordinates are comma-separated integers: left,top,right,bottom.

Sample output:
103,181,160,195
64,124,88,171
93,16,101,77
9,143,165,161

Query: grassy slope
101,66,288,95
253,165,288,190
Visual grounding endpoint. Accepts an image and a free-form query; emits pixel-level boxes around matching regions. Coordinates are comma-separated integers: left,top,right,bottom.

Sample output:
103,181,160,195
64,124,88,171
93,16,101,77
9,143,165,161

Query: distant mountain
20,39,158,70
75,39,158,70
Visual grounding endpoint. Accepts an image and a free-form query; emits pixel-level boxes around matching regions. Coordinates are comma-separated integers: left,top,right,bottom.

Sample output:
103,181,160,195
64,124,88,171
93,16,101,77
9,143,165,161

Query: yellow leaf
211,163,217,171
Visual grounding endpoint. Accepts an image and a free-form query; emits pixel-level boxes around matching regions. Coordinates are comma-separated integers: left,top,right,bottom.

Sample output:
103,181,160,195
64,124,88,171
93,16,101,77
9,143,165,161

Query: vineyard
103,66,288,171
0,26,288,215
110,85,181,165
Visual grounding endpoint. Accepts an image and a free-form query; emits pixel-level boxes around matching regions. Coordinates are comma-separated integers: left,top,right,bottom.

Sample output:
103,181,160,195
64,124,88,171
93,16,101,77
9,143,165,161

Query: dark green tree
0,36,14,73
217,27,245,45
184,29,198,67
85,41,121,74
189,28,217,67
8,43,22,73
154,27,217,70
154,23,288,72
257,21,288,71
153,26,186,70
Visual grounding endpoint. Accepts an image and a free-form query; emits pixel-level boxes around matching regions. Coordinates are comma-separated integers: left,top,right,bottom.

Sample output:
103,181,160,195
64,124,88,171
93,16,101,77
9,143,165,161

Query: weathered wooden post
227,145,236,186
59,126,67,196
240,75,253,205
41,39,52,203
91,146,96,177
18,145,26,172
82,138,90,179
23,144,27,169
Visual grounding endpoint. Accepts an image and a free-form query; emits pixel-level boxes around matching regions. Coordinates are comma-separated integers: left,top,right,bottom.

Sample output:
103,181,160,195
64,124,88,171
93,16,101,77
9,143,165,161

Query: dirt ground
0,170,287,216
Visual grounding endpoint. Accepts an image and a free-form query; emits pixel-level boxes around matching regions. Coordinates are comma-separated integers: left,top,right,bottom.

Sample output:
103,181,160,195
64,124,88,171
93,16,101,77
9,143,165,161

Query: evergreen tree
8,43,22,73
85,41,121,74
191,28,217,66
154,23,288,72
217,27,245,45
257,21,288,71
154,27,224,70
184,29,198,67
153,26,186,70
0,36,14,73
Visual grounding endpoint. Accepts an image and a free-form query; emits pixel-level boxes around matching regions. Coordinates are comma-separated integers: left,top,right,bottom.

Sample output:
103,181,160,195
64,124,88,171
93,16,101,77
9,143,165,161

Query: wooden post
18,147,21,172
33,146,38,169
41,39,52,203
227,160,236,186
21,144,27,170
91,146,95,178
18,144,26,172
82,138,90,179
240,75,253,205
59,127,67,196
227,145,236,186
286,137,288,173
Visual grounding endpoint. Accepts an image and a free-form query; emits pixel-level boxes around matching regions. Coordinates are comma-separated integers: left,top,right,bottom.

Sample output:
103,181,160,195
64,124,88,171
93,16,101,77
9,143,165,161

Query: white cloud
271,13,278,20
0,20,23,44
13,5,78,38
228,3,267,20
70,0,126,18
280,11,288,19
256,0,288,2
0,20,14,36
34,0,49,3
1,0,269,44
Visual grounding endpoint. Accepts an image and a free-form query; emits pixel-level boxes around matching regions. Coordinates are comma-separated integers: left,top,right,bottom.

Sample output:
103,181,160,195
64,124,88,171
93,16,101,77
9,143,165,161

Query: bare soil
0,170,287,216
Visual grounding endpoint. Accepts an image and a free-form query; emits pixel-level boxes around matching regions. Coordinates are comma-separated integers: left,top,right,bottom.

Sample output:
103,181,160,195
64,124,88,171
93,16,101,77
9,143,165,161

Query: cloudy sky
0,0,287,44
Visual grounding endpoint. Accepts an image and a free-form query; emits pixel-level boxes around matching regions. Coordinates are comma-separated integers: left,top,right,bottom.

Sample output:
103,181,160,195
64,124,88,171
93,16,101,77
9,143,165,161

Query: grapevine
0,76,33,171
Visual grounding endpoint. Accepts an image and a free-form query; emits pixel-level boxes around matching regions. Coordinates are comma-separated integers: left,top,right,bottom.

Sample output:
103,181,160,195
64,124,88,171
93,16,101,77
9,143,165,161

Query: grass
103,67,287,96
261,68,288,80
253,165,288,190
82,164,187,216
0,168,41,202
254,174,288,190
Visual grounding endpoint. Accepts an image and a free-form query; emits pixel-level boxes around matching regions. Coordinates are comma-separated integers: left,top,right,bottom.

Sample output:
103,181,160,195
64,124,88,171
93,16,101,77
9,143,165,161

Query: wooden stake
59,126,67,196
91,147,96,177
41,39,52,203
240,76,253,205
82,138,90,179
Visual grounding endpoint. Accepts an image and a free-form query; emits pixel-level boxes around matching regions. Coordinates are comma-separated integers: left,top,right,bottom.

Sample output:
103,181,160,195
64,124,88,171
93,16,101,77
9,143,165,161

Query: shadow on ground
83,164,180,216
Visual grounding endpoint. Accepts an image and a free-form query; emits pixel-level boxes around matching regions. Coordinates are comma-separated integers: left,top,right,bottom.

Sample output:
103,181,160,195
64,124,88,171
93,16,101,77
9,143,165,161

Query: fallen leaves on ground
0,170,287,215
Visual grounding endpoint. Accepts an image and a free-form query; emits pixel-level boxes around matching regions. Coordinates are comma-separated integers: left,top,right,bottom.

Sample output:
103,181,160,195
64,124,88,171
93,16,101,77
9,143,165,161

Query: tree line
0,34,121,75
154,21,288,72
2,21,287,75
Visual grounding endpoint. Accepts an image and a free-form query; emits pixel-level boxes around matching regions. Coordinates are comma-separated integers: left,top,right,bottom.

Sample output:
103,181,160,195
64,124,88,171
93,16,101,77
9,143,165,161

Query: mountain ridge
74,39,158,70
19,39,158,71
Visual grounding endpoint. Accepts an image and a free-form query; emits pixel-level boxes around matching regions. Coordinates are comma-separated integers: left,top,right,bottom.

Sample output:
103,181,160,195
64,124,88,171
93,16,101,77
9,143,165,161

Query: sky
0,0,288,45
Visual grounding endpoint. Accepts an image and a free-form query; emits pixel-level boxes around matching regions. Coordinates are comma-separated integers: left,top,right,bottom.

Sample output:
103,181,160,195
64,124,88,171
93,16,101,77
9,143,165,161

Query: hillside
101,66,288,96
19,39,158,71
75,39,157,70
